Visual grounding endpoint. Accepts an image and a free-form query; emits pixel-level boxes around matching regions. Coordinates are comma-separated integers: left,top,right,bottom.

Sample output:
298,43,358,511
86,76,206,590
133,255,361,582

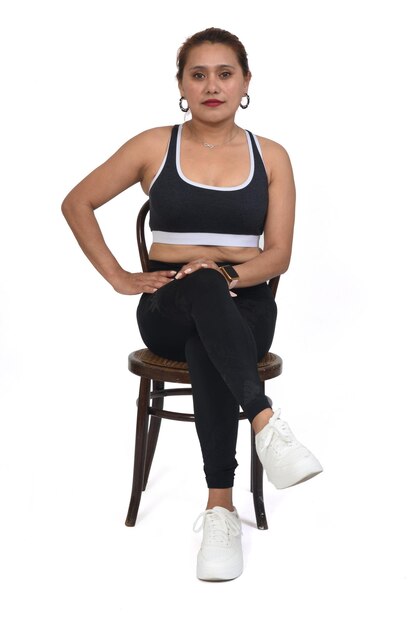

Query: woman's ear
244,71,252,94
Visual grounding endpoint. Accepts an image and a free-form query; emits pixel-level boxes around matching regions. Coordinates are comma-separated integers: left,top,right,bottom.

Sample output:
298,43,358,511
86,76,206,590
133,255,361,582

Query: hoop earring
240,93,250,109
179,96,189,112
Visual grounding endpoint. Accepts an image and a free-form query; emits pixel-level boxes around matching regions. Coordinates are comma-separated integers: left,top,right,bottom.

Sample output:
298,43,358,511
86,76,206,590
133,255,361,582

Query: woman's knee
182,268,227,295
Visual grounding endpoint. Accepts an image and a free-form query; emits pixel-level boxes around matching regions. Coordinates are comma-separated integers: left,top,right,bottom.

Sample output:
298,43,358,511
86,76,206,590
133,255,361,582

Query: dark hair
176,27,250,81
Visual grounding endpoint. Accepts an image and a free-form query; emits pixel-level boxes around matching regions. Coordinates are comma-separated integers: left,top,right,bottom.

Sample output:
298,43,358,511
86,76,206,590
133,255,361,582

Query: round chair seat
128,348,282,384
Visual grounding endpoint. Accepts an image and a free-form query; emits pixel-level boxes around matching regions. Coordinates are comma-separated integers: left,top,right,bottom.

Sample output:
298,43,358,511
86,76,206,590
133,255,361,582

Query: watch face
224,265,239,279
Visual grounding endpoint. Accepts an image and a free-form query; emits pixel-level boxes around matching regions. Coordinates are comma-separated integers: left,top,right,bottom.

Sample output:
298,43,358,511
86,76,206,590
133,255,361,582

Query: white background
1,0,416,623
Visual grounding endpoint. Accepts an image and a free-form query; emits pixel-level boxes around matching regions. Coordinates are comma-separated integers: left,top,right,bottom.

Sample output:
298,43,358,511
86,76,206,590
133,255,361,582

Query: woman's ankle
252,407,274,435
206,488,234,512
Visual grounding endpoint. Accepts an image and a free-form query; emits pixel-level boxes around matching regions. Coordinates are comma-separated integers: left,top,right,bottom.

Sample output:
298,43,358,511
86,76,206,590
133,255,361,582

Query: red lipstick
203,99,223,107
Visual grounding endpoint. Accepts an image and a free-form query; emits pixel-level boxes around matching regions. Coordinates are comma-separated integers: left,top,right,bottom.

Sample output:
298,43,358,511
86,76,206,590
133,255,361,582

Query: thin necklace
188,125,240,149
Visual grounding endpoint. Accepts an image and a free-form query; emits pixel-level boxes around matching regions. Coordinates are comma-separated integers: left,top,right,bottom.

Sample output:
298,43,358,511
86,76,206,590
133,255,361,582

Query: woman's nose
206,73,220,94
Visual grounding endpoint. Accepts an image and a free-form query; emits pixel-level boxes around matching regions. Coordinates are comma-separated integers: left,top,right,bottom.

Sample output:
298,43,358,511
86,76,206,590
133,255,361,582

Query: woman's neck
184,120,241,149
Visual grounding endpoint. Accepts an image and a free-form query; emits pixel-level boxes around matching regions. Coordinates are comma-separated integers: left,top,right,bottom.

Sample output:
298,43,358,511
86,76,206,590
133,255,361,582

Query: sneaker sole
266,456,323,490
197,554,243,581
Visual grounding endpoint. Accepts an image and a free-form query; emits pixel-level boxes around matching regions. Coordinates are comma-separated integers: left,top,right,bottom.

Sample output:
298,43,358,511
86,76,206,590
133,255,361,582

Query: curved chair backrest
136,200,280,297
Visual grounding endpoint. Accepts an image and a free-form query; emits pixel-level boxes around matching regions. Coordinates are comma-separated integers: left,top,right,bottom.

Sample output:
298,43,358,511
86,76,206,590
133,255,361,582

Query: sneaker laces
260,409,296,451
193,509,241,545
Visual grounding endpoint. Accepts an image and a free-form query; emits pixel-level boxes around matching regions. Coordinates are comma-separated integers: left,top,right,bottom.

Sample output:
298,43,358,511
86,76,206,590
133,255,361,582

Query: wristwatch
219,265,239,289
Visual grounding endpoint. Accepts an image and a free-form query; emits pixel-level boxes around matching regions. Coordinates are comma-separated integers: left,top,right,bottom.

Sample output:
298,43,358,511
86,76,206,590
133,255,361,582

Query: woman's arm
230,138,296,288
61,127,175,294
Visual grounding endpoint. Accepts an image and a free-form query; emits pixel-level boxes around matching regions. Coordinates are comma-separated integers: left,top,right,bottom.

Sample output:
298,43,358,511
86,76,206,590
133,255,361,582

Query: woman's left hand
174,258,237,297
174,258,220,279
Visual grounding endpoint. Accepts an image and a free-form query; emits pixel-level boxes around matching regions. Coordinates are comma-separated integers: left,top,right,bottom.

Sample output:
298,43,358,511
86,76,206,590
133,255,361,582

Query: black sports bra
148,124,269,247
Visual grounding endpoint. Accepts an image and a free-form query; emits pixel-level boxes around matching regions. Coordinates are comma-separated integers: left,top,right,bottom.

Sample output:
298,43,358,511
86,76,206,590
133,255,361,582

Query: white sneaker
193,506,243,581
255,409,323,489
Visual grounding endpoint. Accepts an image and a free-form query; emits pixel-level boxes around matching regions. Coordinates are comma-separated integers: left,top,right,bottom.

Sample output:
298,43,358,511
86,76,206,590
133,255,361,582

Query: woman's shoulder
250,132,293,178
252,132,291,160
112,126,175,173
125,125,175,150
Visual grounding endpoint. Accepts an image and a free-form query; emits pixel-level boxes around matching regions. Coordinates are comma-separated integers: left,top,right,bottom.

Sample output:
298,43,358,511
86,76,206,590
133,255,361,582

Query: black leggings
136,260,277,488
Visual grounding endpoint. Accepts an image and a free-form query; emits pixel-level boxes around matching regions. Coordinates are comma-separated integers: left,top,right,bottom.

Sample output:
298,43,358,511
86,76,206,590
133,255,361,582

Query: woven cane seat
128,348,282,385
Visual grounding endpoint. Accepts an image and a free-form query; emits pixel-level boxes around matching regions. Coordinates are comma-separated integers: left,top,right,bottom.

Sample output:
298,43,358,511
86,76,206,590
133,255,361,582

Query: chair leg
143,380,164,489
251,427,268,530
125,376,151,527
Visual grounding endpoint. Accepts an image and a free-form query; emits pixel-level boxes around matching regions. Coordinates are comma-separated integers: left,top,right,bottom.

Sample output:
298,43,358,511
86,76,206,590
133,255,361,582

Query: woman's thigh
234,284,278,360
136,276,277,362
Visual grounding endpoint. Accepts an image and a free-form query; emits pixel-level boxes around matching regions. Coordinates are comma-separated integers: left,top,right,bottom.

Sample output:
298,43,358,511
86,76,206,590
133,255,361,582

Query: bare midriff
149,242,262,264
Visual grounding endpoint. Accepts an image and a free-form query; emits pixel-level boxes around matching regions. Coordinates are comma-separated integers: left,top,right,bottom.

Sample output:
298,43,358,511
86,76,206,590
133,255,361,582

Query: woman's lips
203,100,223,107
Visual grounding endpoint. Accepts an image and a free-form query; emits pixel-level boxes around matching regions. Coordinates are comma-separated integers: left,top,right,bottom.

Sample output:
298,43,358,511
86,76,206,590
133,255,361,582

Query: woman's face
179,43,251,121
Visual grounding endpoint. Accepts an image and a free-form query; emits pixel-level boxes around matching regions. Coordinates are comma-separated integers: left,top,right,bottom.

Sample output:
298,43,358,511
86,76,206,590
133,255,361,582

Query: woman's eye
193,72,205,79
220,71,231,79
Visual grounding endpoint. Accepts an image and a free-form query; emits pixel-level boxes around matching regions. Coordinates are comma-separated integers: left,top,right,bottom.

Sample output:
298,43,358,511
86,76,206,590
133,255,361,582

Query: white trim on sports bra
148,148,168,193
151,231,260,247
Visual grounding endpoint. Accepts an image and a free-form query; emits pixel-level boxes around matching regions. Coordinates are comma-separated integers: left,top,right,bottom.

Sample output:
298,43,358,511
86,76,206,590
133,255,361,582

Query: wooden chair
126,200,283,530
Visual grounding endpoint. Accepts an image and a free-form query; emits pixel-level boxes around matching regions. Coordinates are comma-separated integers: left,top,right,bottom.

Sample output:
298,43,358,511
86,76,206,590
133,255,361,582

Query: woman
62,27,323,581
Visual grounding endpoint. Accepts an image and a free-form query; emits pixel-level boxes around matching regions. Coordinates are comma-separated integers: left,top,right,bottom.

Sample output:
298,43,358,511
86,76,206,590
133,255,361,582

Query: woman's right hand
111,269,177,295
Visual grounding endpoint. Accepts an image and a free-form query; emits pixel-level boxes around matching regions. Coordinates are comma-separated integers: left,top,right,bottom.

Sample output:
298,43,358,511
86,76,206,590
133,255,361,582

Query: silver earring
179,96,189,112
240,93,250,109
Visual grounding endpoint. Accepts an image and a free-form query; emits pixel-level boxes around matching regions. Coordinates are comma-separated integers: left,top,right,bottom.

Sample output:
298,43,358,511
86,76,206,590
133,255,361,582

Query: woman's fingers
175,259,218,279
161,270,178,277
111,269,177,295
